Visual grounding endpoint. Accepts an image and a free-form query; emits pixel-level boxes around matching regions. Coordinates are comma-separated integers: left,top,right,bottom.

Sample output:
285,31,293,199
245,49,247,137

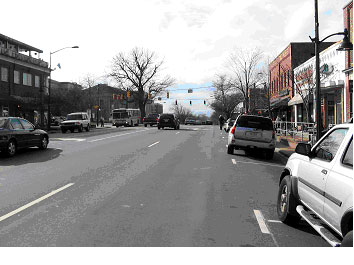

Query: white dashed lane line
0,183,74,223
147,141,160,148
253,209,279,247
231,159,237,165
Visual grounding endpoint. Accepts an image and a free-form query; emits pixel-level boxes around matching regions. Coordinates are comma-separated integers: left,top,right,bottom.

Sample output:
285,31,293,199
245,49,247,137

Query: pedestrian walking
100,117,104,127
218,115,225,130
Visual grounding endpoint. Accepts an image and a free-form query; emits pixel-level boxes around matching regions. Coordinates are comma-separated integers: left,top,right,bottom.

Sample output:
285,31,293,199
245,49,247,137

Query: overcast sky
2,0,349,115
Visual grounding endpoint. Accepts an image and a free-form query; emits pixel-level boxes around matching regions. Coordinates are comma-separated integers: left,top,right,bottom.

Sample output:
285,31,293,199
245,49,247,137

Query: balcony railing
0,47,48,68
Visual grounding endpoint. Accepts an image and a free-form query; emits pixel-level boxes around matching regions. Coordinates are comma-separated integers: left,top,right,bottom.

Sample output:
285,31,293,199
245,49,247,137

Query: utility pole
314,0,322,141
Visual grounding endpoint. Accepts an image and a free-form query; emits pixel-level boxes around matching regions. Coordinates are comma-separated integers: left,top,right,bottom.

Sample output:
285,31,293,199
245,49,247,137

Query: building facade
343,1,353,121
0,33,49,125
145,102,163,115
293,41,346,127
269,42,334,122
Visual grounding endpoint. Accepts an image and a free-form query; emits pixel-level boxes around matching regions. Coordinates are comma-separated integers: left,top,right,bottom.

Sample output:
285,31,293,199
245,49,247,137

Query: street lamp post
311,0,352,142
47,46,79,131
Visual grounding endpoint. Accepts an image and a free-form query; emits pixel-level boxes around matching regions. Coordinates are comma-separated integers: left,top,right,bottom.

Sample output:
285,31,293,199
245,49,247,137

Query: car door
19,118,39,147
323,136,353,233
8,118,27,148
297,128,349,217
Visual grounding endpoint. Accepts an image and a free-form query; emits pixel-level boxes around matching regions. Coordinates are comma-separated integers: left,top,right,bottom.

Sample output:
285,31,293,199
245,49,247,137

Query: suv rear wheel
227,145,234,155
85,124,90,132
78,125,83,132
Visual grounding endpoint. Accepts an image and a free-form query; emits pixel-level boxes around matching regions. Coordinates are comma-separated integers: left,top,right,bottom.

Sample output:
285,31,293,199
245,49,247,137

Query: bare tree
211,74,243,119
171,103,193,123
80,73,99,121
109,47,174,119
228,48,263,113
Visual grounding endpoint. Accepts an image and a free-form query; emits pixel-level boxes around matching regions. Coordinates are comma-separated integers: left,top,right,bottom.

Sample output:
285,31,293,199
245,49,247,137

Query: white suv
60,112,90,133
277,123,353,247
227,115,276,159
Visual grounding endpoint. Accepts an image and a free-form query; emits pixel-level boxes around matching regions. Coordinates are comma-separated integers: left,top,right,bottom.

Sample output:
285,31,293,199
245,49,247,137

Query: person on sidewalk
100,117,105,127
218,115,225,130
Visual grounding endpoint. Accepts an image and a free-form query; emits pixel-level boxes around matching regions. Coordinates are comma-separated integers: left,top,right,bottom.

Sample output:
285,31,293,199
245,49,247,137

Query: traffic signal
112,94,116,100
127,91,131,98
120,94,124,100
204,100,206,105
190,101,192,105
167,91,169,98
175,100,178,105
148,93,151,99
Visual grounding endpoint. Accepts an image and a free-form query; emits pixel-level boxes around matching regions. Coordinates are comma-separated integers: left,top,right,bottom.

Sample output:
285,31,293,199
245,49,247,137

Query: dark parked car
51,116,65,126
0,117,49,157
158,113,180,130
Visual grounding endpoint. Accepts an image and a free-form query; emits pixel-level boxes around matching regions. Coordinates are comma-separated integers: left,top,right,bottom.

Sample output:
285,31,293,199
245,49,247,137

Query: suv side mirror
295,143,313,157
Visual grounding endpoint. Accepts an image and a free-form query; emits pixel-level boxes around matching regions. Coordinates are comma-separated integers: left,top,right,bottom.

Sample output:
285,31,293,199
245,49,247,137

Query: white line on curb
0,183,74,223
148,141,160,148
231,159,237,165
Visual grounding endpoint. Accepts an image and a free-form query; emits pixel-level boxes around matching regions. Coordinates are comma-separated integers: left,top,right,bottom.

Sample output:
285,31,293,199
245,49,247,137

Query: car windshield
236,116,273,130
67,114,83,120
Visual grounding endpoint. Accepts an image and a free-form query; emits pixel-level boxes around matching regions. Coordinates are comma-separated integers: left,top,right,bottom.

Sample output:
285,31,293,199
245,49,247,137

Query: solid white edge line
0,183,74,223
253,210,270,234
267,220,283,223
231,159,237,165
148,141,160,148
236,160,284,168
89,129,148,143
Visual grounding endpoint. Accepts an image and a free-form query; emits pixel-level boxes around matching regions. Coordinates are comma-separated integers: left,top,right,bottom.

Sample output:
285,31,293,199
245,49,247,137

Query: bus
111,108,141,127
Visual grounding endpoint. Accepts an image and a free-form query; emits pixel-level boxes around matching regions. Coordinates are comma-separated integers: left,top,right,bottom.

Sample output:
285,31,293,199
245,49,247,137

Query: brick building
0,33,50,125
343,1,353,121
269,42,334,122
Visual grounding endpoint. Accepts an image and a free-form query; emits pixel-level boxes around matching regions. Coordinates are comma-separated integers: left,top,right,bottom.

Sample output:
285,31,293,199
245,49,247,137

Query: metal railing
273,121,316,144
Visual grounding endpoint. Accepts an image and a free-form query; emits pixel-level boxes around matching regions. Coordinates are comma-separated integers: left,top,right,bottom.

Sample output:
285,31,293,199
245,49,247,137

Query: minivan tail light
143,118,145,122
230,125,236,134
156,118,158,121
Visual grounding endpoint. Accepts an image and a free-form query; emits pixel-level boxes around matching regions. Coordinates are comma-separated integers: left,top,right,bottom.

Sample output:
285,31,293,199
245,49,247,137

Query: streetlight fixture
311,0,352,142
47,46,79,131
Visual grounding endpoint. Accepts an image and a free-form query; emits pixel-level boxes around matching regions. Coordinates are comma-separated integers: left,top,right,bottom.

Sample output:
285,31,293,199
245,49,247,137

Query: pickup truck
277,123,353,247
143,113,160,127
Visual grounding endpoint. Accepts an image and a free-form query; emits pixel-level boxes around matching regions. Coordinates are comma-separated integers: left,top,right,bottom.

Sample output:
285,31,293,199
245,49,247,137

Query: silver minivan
227,115,276,159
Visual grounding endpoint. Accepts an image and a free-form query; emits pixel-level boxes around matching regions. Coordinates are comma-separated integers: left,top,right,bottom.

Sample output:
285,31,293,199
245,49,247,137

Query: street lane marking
234,160,284,168
231,159,237,165
267,220,282,223
148,141,160,148
254,210,280,247
254,210,270,234
89,129,149,143
51,138,86,142
0,183,74,223
176,132,180,134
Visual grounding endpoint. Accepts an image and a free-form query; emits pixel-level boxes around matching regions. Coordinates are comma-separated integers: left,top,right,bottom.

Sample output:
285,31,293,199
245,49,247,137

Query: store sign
320,63,334,75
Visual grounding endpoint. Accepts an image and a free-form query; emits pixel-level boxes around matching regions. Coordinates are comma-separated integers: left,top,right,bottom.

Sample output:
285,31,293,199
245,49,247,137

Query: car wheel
144,124,147,127
86,124,90,132
61,129,67,133
277,176,301,224
227,145,234,155
265,150,274,160
38,136,48,150
70,129,74,133
6,140,16,157
78,125,83,132
341,231,353,247
158,126,160,130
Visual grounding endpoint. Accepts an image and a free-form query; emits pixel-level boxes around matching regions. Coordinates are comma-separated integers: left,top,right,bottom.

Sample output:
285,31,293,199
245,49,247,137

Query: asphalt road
0,125,328,247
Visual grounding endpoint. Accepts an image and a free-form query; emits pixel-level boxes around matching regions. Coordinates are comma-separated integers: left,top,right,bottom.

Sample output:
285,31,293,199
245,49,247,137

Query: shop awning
288,91,309,106
270,97,289,109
